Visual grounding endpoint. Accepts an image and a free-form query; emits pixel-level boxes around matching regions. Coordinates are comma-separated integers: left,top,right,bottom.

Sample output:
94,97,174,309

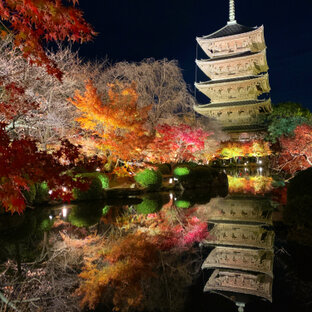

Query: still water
0,170,311,312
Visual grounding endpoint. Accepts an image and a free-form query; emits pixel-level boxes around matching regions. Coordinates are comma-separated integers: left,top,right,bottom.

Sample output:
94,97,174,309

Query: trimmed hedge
134,169,162,191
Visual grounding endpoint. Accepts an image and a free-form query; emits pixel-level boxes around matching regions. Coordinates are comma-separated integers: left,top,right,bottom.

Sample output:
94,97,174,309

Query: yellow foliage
69,80,153,160
76,233,158,311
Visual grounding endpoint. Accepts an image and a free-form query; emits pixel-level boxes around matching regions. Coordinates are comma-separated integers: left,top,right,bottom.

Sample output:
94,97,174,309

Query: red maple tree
277,124,312,175
0,124,89,214
0,0,94,80
146,123,213,163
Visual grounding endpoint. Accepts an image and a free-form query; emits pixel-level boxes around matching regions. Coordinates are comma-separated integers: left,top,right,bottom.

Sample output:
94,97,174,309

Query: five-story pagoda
194,0,272,138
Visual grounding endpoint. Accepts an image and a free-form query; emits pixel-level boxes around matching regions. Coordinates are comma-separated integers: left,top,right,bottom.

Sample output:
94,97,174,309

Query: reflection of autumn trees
228,176,273,195
74,204,208,311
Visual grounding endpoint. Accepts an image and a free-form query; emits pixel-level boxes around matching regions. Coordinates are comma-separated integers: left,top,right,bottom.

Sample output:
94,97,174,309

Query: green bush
39,217,54,232
74,172,109,201
173,167,190,177
134,169,162,191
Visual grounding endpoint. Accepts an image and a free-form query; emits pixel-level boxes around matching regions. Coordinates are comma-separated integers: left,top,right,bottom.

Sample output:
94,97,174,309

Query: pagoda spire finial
228,0,237,25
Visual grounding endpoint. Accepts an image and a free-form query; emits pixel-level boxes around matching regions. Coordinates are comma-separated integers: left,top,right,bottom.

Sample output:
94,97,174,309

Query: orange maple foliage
0,0,95,80
69,80,153,161
76,232,158,311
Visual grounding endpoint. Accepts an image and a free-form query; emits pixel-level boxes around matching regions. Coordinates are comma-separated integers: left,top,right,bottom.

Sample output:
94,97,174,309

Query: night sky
77,0,312,111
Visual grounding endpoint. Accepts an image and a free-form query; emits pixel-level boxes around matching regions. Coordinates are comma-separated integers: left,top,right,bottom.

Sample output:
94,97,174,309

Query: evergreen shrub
134,169,162,191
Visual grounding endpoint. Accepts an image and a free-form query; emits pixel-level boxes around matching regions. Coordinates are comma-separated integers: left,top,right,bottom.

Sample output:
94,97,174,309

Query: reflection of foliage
134,193,168,214
68,204,102,228
77,233,159,311
102,206,110,216
217,140,271,159
141,250,202,312
135,199,161,214
134,169,162,190
228,176,273,194
174,200,191,209
75,202,208,311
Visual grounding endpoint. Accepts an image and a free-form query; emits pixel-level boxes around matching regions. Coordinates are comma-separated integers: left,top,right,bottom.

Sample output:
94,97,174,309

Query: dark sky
77,0,312,111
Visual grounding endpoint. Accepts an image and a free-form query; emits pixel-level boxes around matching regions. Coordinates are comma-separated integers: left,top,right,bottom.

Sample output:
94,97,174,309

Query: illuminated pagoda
194,0,272,138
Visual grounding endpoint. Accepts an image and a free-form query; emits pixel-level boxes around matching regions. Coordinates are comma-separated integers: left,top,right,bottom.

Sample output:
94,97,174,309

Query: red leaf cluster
0,124,88,213
0,81,38,121
0,0,95,79
278,124,312,174
147,124,213,163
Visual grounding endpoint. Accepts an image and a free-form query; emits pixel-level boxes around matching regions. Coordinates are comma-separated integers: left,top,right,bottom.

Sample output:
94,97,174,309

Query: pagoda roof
195,99,270,109
200,23,258,40
198,75,263,85
224,124,268,132
197,51,262,63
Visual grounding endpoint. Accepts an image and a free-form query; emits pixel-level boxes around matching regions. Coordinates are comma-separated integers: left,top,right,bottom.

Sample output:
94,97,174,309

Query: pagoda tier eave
195,73,268,86
194,99,272,129
197,24,263,43
194,99,271,111
196,50,269,80
196,49,266,65
195,73,271,102
197,25,265,59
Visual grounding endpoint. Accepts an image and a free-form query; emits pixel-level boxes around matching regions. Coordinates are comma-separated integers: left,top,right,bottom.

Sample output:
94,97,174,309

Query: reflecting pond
0,169,311,312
